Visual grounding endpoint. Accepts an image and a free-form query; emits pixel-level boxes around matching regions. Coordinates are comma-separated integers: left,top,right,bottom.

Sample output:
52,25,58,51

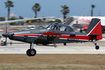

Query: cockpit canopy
47,22,74,33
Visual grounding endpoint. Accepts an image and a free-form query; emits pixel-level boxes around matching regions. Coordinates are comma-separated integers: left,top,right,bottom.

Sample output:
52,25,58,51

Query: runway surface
0,38,105,54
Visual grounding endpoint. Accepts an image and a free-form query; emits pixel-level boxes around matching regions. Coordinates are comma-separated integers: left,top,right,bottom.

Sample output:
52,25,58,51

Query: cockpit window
47,24,52,28
59,26,66,31
52,25,58,30
47,24,52,30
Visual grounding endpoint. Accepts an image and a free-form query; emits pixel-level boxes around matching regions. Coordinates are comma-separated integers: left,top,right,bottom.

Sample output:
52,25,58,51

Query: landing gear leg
93,41,100,50
26,43,36,56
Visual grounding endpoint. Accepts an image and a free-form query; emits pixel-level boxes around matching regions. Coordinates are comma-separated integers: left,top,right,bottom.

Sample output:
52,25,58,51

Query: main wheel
95,46,99,50
26,49,36,56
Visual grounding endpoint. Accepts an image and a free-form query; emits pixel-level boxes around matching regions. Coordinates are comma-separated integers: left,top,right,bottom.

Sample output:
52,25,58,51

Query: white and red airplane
70,16,105,31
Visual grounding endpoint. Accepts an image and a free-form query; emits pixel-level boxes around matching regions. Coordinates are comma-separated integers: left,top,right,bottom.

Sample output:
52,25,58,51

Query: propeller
5,21,8,45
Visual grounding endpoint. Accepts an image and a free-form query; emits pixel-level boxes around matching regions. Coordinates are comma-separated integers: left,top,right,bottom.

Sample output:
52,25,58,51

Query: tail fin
86,18,102,40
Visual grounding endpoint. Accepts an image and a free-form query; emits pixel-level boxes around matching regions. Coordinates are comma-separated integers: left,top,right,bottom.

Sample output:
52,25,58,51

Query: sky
0,0,105,18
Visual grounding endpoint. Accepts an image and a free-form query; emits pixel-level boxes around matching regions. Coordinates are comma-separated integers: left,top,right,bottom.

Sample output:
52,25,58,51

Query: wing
0,17,52,24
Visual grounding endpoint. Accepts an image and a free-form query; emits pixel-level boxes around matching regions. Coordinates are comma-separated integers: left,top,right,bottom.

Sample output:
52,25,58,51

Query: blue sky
0,0,105,18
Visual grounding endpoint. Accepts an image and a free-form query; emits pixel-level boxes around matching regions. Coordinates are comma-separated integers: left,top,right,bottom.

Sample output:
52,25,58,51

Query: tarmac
0,38,105,54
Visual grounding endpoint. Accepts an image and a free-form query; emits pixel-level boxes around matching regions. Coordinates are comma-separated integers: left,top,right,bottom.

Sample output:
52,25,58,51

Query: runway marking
65,46,83,51
4,49,21,51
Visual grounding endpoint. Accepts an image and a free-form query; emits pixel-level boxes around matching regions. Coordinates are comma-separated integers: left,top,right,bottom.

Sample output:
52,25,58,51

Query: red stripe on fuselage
14,34,41,37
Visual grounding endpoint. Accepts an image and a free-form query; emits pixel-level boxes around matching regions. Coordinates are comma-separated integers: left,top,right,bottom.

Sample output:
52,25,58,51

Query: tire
26,49,36,56
95,46,99,50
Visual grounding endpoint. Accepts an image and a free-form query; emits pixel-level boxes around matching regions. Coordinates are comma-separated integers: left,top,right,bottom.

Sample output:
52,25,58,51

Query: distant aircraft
0,18,102,56
69,16,105,31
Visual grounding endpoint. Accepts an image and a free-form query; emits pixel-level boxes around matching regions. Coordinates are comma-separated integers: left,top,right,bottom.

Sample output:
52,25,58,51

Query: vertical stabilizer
86,18,102,40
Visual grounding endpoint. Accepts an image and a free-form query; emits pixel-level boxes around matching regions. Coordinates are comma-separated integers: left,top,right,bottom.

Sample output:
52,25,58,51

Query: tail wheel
26,49,36,56
93,42,100,50
95,46,99,50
